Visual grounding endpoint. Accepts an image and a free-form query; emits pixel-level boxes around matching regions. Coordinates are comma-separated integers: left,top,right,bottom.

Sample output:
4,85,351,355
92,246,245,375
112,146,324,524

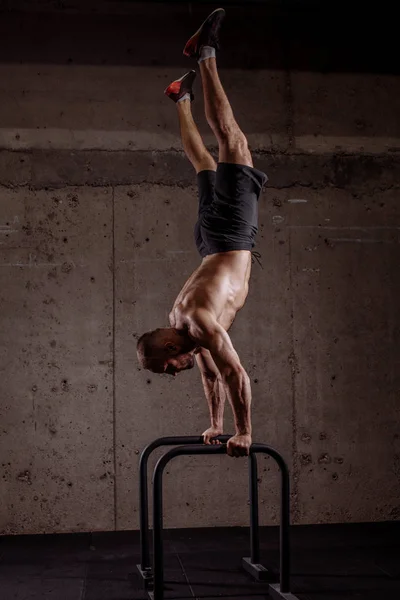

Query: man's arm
189,311,252,457
196,348,226,444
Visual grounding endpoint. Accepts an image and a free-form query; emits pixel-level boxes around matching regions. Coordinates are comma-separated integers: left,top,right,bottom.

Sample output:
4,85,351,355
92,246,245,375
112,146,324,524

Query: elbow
221,367,249,386
202,370,222,384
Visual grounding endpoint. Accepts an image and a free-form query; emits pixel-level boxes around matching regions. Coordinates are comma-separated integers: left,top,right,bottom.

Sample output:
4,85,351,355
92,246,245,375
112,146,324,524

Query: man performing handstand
137,8,267,457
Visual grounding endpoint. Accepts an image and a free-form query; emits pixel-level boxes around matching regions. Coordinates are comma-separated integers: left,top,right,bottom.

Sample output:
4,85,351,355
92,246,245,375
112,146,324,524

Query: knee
218,127,248,154
202,370,222,384
218,128,252,166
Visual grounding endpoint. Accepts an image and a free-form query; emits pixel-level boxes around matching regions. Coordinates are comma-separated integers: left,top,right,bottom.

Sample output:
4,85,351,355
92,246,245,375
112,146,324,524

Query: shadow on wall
0,1,399,74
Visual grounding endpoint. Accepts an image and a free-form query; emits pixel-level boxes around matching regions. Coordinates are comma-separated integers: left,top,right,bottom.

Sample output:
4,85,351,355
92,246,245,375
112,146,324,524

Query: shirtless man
137,8,267,457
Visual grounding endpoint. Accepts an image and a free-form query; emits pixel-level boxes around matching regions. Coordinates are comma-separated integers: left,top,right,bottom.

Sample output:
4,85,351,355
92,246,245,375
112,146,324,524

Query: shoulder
186,309,219,344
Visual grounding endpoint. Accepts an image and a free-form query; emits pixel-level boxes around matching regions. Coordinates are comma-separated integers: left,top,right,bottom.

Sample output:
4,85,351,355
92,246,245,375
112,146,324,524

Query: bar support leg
242,453,271,581
137,448,153,586
150,455,165,600
267,458,300,599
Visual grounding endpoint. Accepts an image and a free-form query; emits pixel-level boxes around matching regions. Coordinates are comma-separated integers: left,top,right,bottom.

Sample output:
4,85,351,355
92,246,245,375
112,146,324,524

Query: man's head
137,328,196,376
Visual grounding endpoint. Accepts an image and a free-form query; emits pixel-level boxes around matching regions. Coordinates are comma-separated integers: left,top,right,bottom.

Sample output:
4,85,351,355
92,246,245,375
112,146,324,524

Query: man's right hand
202,426,223,445
227,433,252,457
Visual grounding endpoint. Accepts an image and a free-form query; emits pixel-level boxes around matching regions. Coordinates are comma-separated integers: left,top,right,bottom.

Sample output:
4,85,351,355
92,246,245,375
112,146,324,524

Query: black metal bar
153,445,226,600
249,452,260,564
138,435,231,573
152,443,291,600
252,443,291,593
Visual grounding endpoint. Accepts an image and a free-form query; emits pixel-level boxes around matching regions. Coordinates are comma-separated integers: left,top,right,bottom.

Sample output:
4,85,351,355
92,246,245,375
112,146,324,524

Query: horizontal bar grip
143,435,232,449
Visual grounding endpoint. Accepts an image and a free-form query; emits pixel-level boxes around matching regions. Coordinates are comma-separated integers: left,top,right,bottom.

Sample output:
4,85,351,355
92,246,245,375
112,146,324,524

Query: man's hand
227,433,252,457
202,426,223,445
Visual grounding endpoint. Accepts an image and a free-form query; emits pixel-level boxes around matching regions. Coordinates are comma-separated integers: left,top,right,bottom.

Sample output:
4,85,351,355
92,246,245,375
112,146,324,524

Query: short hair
137,329,167,371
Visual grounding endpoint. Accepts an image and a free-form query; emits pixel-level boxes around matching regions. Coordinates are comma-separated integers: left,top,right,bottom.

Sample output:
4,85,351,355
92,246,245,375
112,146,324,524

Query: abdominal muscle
170,251,252,332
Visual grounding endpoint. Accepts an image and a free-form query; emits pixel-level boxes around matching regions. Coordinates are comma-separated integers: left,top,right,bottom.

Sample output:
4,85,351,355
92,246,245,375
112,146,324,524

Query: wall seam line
288,232,300,524
112,185,118,531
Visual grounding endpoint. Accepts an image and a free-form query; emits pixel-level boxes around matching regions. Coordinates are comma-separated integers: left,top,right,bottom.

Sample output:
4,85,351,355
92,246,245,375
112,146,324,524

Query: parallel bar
152,443,292,600
153,445,226,599
138,435,231,574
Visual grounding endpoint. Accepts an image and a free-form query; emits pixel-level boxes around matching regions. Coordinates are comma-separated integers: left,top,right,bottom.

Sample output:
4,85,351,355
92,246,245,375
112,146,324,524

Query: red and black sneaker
164,70,197,102
183,7,226,60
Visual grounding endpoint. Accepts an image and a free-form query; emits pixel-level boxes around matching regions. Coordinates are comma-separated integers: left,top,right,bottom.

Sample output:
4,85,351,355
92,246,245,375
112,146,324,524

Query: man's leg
176,98,216,174
165,70,216,173
199,57,253,168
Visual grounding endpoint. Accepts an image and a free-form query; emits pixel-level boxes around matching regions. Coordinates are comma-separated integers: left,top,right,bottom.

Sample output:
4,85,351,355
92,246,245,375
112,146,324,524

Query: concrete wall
0,1,399,534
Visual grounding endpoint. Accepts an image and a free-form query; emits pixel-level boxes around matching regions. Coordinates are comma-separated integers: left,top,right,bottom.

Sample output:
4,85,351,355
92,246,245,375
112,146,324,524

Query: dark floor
1,522,399,600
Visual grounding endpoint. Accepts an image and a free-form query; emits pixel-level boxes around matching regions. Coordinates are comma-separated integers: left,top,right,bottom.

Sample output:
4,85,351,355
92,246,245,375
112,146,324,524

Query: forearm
202,376,226,429
224,371,252,435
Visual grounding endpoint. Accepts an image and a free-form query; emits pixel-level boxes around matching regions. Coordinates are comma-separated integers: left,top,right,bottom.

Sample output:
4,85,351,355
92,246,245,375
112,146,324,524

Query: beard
181,354,195,371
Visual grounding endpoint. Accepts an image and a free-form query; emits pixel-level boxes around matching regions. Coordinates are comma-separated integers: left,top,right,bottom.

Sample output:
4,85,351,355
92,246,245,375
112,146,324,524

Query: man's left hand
227,433,252,457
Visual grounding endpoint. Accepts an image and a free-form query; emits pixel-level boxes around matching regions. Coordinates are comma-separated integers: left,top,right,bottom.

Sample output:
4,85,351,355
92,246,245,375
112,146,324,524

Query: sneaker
164,70,196,102
183,7,226,60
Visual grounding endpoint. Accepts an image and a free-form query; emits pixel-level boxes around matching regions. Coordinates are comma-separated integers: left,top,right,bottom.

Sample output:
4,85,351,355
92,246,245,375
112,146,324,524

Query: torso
169,250,252,332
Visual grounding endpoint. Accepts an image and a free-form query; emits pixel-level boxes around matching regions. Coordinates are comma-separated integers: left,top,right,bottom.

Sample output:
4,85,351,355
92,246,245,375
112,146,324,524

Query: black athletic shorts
194,162,268,258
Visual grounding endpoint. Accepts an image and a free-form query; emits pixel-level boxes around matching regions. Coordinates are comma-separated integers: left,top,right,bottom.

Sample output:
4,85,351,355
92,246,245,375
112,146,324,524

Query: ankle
198,46,216,64
177,93,191,104
176,97,191,112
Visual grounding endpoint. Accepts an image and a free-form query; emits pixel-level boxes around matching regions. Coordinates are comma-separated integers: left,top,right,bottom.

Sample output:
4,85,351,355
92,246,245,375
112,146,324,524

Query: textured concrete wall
0,2,399,534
